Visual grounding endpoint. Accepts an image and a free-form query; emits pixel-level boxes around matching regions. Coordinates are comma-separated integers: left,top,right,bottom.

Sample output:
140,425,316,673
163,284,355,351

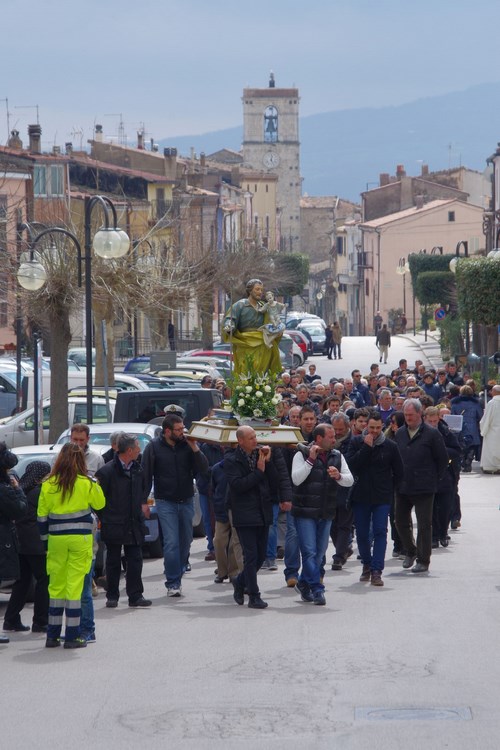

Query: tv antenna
14,103,40,124
104,113,126,145
0,97,11,144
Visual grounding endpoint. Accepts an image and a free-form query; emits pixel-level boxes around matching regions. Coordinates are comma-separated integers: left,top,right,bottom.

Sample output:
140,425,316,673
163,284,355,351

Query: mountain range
159,82,500,202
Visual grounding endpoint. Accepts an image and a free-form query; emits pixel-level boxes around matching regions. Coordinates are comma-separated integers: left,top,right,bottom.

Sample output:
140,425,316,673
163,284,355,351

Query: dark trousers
432,489,453,541
395,493,434,566
332,342,341,359
234,525,269,596
105,543,144,603
4,553,49,627
330,504,354,562
389,498,403,552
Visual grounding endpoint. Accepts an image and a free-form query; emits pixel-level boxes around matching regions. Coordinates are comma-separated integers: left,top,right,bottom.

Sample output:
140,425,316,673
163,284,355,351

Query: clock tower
242,73,301,253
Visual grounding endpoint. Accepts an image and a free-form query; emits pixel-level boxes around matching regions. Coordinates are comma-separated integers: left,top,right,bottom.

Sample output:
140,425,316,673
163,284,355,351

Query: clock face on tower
263,151,280,168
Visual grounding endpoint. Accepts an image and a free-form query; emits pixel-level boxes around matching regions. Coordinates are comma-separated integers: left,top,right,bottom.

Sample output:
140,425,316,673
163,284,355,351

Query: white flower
245,386,252,393
255,390,263,398
253,409,263,417
271,396,280,405
238,398,245,407
264,384,272,392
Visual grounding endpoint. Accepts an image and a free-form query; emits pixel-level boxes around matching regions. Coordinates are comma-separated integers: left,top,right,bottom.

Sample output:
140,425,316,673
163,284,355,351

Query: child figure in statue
259,291,286,347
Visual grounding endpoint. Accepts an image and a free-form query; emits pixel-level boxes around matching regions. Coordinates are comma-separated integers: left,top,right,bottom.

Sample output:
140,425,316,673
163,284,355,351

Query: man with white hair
480,385,500,474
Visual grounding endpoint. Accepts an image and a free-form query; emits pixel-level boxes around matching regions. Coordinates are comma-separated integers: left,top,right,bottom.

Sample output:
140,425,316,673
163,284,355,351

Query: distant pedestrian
376,324,391,364
331,322,343,360
373,311,383,334
168,320,176,350
324,325,333,359
479,385,500,473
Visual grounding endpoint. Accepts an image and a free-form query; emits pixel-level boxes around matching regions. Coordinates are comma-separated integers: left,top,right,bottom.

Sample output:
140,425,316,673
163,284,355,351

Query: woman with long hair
37,443,105,649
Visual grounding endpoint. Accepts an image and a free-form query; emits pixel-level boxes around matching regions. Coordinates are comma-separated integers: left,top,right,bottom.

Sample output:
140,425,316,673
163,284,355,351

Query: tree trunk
48,307,72,443
200,295,214,349
94,300,115,387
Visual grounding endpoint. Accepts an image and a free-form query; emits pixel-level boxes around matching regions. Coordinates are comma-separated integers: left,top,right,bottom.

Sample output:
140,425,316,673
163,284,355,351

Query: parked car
123,355,152,374
0,397,114,448
285,329,312,359
184,350,233,360
67,347,96,368
297,321,327,355
284,313,325,329
177,356,232,377
113,388,222,427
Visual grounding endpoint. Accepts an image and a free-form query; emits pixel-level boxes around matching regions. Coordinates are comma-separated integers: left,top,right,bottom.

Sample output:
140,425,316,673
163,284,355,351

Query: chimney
65,142,73,155
137,130,144,150
379,173,390,187
8,129,22,150
52,145,61,155
28,124,42,154
396,164,406,178
415,194,424,209
94,124,103,142
163,147,177,179
421,163,429,177
200,152,206,168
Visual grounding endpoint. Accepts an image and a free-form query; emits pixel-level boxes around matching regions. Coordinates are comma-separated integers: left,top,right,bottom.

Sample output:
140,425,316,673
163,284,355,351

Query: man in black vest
291,424,353,605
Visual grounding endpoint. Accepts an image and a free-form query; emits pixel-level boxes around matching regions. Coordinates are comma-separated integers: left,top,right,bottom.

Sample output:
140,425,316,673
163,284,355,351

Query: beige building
360,199,485,333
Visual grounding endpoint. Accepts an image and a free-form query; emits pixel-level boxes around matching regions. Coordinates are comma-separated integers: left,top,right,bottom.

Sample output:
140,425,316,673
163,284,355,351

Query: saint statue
222,279,283,376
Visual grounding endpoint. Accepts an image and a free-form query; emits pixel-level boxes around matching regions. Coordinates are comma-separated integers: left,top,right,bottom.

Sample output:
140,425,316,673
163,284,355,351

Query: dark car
297,321,327,355
113,388,223,427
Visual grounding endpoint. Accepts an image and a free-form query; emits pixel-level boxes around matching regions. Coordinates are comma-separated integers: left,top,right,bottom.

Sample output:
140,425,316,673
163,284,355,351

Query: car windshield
300,326,324,336
58,432,153,451
127,360,150,373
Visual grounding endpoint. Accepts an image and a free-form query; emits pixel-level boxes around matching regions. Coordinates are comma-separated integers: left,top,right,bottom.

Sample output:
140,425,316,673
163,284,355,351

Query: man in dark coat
394,399,449,573
96,434,151,608
346,413,404,586
224,426,280,609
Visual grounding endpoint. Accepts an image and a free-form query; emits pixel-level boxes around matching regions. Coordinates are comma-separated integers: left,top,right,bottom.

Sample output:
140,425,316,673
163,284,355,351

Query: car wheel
145,536,164,558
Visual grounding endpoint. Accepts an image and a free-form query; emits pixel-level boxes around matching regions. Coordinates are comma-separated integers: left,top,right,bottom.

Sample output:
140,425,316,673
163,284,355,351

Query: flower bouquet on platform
229,357,281,427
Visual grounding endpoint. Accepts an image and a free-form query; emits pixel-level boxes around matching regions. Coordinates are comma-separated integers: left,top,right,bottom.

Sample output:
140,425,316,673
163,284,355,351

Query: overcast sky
2,0,499,150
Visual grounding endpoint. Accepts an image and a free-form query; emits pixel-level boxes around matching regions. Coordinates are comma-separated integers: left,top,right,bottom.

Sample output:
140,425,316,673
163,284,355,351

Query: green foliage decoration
271,253,310,297
407,254,456,290
456,258,500,325
415,271,456,305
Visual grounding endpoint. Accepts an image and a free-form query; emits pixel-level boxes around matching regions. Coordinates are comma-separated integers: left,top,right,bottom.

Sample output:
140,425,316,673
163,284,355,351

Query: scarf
237,445,258,471
361,428,386,446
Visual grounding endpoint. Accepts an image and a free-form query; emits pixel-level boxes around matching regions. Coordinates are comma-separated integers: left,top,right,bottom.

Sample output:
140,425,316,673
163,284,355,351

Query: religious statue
222,279,283,376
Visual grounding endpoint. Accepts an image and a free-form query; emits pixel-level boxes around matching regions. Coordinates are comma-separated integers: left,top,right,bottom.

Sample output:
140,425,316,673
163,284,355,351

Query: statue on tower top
269,71,275,88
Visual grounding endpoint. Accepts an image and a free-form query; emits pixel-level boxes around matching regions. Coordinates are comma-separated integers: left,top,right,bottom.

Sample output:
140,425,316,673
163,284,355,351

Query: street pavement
2,334,499,750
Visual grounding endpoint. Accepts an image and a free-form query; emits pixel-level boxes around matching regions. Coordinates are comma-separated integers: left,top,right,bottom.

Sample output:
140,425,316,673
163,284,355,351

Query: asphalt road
3,335,499,750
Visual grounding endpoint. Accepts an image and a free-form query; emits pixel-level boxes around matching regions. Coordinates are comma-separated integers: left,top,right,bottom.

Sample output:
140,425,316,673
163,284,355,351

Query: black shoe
331,559,343,571
63,637,87,649
214,575,227,583
0,635,9,644
440,538,449,547
3,621,30,632
313,591,326,605
105,599,118,608
402,555,416,569
129,597,152,607
432,540,439,549
248,595,268,609
277,546,285,560
45,637,61,648
31,623,48,633
412,562,429,573
231,578,244,605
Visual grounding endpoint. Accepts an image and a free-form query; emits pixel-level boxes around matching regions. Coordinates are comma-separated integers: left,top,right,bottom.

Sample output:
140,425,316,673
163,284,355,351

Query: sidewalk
396,328,445,370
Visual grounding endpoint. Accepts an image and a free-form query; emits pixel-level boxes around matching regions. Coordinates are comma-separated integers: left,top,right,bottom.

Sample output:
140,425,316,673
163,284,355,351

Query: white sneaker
167,586,182,597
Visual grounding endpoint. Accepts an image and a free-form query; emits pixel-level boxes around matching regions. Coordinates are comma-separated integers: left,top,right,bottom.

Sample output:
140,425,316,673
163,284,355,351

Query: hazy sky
2,0,499,150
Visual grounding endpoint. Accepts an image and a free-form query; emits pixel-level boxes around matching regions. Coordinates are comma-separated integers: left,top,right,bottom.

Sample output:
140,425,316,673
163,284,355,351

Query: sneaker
184,562,192,572
105,599,118,608
129,597,152,607
286,577,298,588
64,637,87,650
261,559,278,571
31,623,48,633
204,550,216,562
45,637,60,648
248,595,268,609
166,586,182,597
313,591,326,606
295,580,314,603
370,570,384,586
3,621,30,632
402,555,416,569
214,575,228,583
359,564,371,582
81,631,96,643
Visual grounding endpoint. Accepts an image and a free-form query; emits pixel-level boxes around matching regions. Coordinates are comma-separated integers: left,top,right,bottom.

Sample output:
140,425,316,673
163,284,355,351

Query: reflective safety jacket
37,474,106,542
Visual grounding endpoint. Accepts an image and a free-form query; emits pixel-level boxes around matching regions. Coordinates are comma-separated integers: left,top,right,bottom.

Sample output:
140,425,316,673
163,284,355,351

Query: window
365,279,370,296
0,195,7,220
33,165,64,197
0,272,8,326
336,236,345,255
448,211,455,222
74,403,112,424
265,215,270,238
264,106,278,143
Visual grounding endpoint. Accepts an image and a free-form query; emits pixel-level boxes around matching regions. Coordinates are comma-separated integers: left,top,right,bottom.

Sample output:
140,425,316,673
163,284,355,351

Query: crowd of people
1,357,499,642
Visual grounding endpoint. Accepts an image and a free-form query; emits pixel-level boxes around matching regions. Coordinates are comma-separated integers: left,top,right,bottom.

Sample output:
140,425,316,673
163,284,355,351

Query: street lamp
18,195,130,426
396,257,409,317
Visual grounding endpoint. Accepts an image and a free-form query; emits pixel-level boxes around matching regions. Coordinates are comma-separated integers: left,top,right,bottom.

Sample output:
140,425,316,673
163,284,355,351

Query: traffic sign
434,307,446,321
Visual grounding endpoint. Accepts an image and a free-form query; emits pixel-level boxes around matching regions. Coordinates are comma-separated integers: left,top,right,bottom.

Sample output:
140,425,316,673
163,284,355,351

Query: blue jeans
198,493,214,552
295,517,332,593
156,499,194,588
266,503,280,560
284,512,301,581
353,503,390,572
79,559,95,636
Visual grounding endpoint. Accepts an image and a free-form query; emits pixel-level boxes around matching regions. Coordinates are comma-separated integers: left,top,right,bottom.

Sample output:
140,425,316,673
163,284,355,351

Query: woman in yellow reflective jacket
37,443,105,649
